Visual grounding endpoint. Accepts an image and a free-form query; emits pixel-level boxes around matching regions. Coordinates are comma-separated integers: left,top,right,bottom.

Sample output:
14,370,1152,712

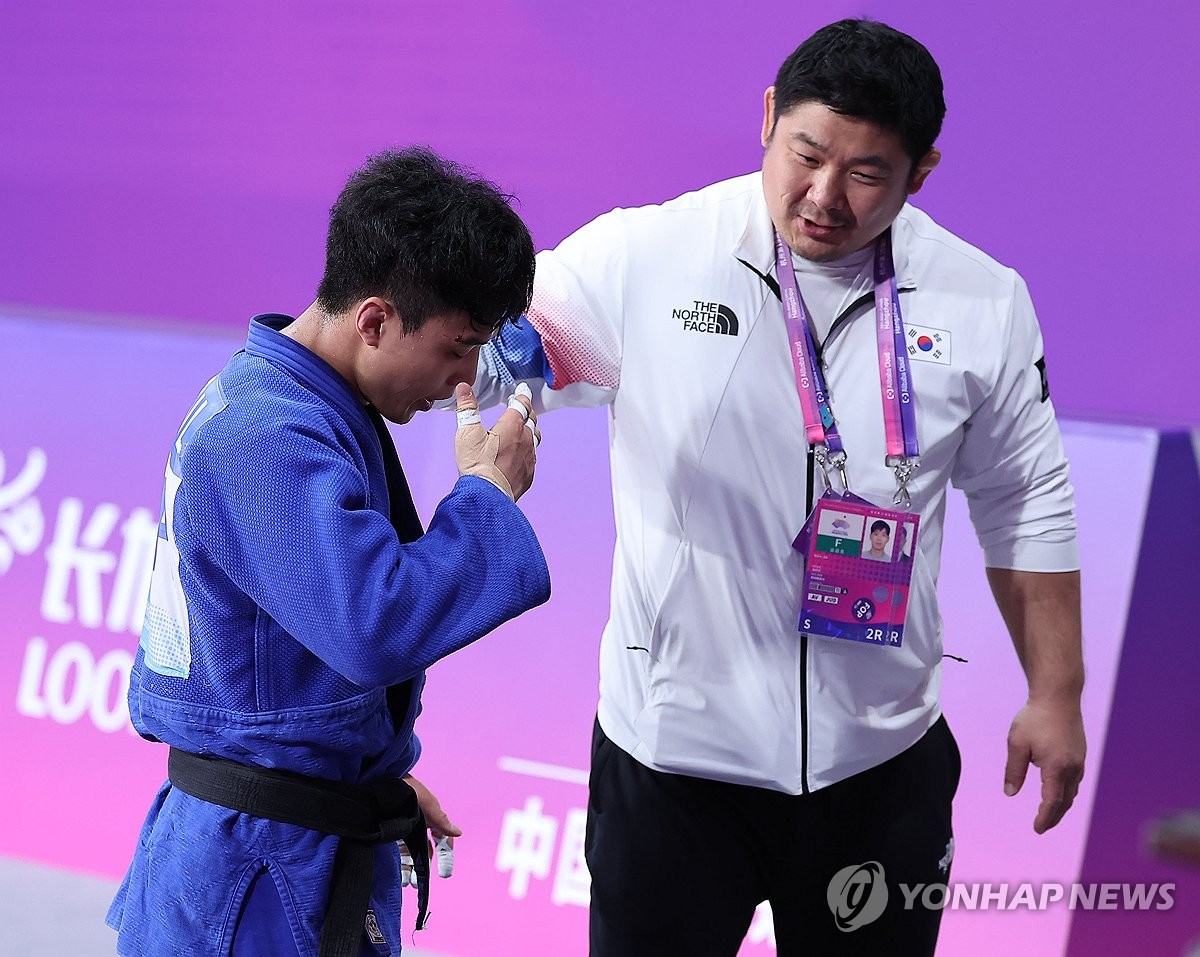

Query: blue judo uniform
107,314,551,956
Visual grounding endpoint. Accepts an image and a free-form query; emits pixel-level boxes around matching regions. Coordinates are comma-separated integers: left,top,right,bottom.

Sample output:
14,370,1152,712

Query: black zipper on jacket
800,449,814,794
741,255,815,794
738,257,915,349
737,256,915,796
817,286,918,349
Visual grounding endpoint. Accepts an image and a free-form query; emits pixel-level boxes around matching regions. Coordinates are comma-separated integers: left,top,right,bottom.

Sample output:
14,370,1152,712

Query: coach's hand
1004,697,1086,834
454,381,540,502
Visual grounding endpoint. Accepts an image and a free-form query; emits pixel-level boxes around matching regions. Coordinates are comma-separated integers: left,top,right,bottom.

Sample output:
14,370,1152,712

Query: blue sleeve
489,317,555,385
471,316,554,409
179,415,551,688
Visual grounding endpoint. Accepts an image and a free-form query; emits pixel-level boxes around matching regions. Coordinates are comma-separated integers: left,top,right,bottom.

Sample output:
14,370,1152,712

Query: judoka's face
761,96,939,263
870,527,890,553
360,305,490,424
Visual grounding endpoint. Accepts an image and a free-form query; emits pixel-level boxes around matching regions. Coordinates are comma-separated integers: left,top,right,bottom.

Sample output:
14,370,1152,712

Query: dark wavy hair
316,147,535,334
771,19,946,168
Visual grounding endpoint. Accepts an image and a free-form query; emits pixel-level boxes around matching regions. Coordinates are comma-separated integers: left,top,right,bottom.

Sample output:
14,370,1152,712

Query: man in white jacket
475,18,1085,956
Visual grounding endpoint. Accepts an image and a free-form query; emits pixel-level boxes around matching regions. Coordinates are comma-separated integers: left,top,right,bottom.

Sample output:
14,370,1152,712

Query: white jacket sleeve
950,271,1079,572
473,209,627,412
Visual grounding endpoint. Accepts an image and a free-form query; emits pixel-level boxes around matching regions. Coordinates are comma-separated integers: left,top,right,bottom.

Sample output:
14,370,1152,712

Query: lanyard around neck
774,228,921,503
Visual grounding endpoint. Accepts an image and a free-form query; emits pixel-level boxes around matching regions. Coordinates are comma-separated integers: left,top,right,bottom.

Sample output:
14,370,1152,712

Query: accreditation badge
793,492,919,647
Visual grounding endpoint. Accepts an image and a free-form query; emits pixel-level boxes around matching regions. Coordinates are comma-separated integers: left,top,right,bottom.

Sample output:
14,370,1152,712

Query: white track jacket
476,172,1078,794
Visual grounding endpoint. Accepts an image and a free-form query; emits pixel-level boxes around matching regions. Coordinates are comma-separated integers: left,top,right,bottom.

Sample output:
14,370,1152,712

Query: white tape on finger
435,835,455,878
525,417,540,448
399,841,417,887
456,409,482,428
506,395,531,421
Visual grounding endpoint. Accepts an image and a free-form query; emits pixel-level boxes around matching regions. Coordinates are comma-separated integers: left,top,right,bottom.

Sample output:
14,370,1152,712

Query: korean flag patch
905,323,952,365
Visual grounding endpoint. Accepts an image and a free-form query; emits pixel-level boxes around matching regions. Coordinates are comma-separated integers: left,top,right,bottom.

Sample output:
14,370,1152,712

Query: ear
354,298,392,346
908,148,941,195
761,86,776,148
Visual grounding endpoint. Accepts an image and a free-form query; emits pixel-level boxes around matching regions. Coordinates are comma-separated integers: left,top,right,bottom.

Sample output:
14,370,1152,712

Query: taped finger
435,835,455,878
399,841,417,887
506,394,531,422
456,409,483,428
524,417,541,448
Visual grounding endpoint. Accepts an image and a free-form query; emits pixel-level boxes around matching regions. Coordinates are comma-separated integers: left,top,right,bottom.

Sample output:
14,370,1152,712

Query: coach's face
761,93,940,263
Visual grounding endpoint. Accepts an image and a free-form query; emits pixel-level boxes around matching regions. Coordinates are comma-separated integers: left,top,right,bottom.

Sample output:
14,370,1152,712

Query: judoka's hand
399,837,456,885
400,774,461,883
454,381,540,502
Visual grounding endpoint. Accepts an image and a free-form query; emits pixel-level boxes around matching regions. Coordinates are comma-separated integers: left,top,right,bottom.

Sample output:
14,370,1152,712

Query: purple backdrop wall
1,0,1196,427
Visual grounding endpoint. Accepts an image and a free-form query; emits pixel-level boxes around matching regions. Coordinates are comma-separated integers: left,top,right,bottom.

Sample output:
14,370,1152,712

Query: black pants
585,716,961,957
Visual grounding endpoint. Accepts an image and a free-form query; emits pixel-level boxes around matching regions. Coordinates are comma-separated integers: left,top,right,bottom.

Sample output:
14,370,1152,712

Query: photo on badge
896,522,915,563
862,518,895,562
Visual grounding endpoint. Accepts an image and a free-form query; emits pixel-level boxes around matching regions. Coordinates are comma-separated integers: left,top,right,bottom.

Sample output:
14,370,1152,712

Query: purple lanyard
775,229,921,500
872,233,920,463
774,232,843,458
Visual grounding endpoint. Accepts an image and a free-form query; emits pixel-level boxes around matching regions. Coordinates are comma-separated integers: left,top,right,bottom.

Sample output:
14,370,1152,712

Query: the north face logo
674,300,739,336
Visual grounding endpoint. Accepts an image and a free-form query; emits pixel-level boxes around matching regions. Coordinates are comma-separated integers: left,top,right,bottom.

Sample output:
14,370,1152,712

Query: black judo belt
168,747,430,957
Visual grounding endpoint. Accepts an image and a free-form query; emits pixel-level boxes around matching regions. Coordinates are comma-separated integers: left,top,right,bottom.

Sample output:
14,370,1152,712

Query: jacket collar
245,313,374,433
731,172,778,276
